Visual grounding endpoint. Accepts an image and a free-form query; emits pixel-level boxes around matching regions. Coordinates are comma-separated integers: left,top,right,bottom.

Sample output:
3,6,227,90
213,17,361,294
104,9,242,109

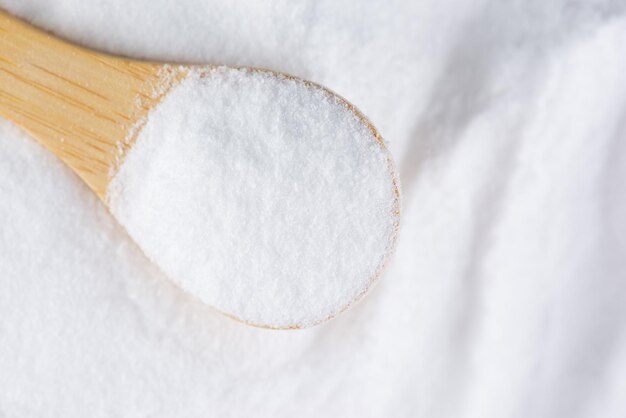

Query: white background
0,0,625,416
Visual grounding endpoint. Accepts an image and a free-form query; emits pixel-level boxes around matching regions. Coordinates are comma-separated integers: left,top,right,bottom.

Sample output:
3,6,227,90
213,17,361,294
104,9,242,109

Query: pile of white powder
1,0,626,417
108,67,399,328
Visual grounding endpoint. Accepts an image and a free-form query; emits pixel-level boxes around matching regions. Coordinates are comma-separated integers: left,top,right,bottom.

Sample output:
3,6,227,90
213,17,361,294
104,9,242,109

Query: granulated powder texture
2,0,626,416
107,67,400,328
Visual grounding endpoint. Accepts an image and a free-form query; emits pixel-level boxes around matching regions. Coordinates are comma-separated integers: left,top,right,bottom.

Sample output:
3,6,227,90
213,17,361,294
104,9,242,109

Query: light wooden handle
0,11,179,198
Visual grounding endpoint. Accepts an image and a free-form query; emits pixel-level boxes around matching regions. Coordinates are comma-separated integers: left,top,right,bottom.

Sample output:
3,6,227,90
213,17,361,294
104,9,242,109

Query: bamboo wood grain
0,11,185,198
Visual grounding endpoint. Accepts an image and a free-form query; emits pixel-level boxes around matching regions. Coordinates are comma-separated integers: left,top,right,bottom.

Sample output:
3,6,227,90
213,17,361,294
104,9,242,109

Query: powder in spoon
107,67,400,328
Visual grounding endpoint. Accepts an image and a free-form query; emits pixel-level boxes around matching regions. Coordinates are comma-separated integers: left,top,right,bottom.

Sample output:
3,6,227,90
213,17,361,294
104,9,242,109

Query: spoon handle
0,11,175,197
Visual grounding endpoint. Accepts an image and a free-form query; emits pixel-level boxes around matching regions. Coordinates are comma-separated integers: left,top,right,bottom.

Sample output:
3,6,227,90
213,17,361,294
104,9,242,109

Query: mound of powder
107,67,400,328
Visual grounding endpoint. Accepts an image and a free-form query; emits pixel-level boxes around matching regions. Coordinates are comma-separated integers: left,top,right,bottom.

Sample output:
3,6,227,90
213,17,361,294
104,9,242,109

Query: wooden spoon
0,11,402,328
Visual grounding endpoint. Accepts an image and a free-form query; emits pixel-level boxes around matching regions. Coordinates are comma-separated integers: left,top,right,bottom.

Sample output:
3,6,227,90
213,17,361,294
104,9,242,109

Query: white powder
2,0,626,417
107,67,400,328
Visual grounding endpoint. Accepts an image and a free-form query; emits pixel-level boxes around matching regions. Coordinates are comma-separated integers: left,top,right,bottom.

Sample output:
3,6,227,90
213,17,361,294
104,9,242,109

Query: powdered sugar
107,67,400,328
1,0,626,416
